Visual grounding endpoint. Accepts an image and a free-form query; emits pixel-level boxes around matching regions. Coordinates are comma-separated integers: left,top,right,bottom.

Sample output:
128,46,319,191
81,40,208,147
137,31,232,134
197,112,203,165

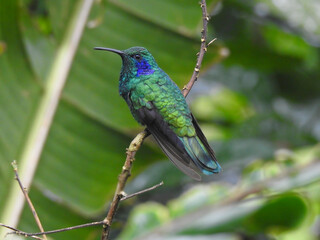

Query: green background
0,0,319,239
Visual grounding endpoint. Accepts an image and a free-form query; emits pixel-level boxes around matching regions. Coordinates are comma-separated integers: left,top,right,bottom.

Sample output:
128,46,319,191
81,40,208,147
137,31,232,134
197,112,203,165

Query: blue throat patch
135,59,155,76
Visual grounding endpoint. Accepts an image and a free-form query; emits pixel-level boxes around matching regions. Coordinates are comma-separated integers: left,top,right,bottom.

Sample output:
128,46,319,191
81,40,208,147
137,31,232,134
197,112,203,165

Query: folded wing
136,104,221,181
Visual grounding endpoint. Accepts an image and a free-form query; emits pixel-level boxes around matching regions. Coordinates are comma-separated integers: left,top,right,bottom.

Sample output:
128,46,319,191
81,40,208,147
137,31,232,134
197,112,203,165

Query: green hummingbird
94,46,221,180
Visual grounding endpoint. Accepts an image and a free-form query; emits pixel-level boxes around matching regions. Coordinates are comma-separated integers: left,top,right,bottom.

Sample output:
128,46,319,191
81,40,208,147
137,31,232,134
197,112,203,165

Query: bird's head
94,46,159,77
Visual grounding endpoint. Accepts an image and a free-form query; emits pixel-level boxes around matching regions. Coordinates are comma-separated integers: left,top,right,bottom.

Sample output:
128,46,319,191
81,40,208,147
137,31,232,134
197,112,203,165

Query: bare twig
101,130,148,240
182,0,211,98
207,37,217,47
121,181,164,201
1,162,103,239
11,161,47,240
0,223,45,240
0,223,22,233
0,180,163,239
1,221,104,239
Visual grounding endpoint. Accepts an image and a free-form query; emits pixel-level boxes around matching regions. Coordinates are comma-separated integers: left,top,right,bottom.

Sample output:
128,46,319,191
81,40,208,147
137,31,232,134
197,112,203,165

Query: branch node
119,191,127,198
11,160,17,171
102,219,110,228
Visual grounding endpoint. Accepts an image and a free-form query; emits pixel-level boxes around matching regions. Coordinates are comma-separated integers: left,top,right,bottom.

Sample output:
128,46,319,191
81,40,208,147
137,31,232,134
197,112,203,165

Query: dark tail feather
187,113,221,175
180,136,221,175
153,134,202,180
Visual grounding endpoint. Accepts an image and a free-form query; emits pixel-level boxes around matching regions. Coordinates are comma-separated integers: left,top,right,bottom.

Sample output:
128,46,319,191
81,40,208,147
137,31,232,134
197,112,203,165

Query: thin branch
101,130,148,240
0,223,44,239
0,180,164,239
1,221,104,238
207,37,217,47
11,161,47,240
182,0,211,98
121,181,164,201
0,223,22,233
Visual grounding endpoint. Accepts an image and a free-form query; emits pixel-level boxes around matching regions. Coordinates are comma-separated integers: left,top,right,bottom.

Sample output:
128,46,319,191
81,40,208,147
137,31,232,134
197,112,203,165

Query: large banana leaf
0,0,222,239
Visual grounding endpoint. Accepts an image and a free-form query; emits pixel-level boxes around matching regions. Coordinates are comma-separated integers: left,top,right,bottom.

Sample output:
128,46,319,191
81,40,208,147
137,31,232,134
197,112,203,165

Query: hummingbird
94,46,221,180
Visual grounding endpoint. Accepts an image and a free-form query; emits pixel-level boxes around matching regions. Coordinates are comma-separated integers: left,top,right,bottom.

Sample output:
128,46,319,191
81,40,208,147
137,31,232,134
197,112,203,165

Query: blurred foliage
0,0,320,239
120,144,320,239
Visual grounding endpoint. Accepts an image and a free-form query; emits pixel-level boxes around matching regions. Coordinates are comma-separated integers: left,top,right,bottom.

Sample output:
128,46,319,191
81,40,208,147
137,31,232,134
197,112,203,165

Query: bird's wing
135,104,202,181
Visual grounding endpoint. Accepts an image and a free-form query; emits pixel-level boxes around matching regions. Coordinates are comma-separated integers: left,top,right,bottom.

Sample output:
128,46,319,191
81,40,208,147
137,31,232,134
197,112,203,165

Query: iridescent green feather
130,71,196,137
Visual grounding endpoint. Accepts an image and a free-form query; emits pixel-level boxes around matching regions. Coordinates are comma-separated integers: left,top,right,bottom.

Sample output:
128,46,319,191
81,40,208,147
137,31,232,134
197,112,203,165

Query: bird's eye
133,54,141,60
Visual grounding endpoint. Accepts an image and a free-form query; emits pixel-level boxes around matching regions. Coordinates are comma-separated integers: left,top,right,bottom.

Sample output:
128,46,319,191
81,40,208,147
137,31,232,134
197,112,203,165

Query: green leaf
191,88,254,125
262,24,314,60
110,0,220,38
168,184,231,218
122,145,320,239
244,193,308,233
119,203,170,240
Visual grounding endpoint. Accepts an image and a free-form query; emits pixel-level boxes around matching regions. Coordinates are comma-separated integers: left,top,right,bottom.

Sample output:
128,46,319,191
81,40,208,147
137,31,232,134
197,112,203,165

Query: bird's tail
179,136,221,175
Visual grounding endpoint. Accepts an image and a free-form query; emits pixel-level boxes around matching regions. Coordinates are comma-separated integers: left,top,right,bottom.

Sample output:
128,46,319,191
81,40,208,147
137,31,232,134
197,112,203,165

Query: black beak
94,47,124,56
